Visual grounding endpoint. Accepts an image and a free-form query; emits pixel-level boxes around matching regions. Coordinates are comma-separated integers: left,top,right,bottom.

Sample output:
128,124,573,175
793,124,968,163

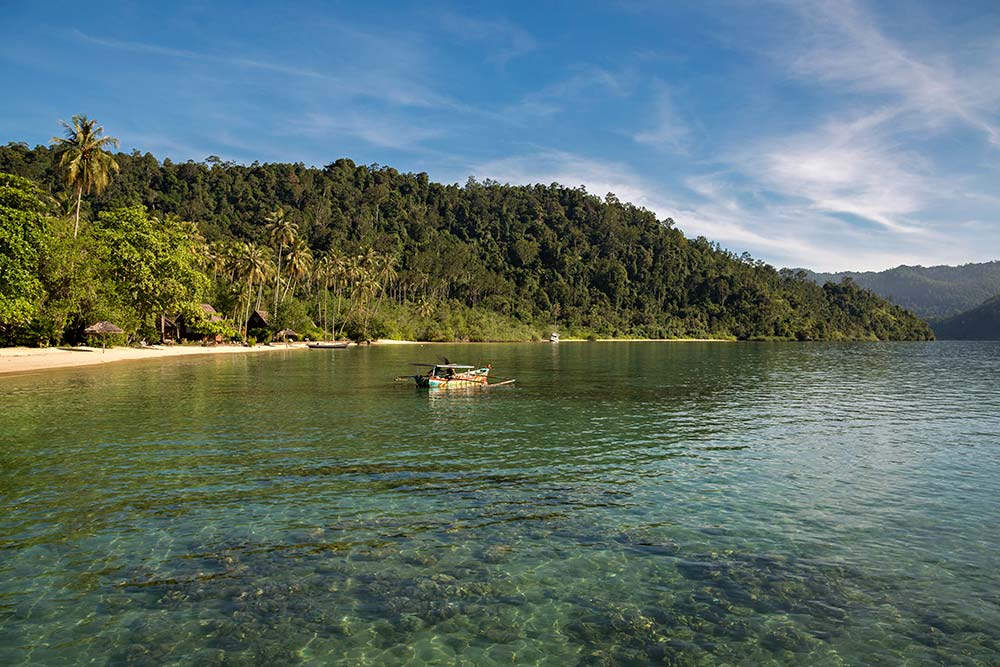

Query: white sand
0,343,309,377
1,337,731,376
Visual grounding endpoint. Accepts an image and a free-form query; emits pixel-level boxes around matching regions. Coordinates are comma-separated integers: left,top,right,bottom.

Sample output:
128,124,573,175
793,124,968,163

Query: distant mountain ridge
799,262,1000,320
931,294,1000,340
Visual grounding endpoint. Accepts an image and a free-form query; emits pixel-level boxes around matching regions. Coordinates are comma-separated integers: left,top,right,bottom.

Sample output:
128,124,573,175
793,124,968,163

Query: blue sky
2,1,999,271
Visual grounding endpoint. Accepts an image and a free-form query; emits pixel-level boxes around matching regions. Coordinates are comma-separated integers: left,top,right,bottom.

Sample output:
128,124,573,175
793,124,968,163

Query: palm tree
313,254,339,339
362,252,398,339
337,254,365,338
281,238,313,303
50,115,120,237
264,208,298,314
237,243,272,339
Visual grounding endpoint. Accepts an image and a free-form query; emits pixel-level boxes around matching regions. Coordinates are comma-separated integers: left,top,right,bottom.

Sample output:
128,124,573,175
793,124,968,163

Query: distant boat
549,332,560,343
406,363,514,389
307,341,350,349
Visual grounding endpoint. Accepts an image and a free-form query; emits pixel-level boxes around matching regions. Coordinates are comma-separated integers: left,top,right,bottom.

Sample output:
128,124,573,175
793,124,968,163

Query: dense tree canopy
931,294,1000,340
0,141,934,344
0,173,48,328
803,262,1000,320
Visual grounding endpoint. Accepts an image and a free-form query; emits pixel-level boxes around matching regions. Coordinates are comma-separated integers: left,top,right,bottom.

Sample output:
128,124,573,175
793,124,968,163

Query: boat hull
414,368,490,389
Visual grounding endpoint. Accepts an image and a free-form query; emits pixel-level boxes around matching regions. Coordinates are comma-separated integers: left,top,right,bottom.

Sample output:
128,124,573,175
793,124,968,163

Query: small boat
549,332,560,343
406,363,514,389
308,341,350,349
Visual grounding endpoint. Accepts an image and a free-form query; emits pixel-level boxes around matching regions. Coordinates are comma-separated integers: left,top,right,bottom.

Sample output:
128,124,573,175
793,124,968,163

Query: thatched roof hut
84,321,124,351
247,309,270,331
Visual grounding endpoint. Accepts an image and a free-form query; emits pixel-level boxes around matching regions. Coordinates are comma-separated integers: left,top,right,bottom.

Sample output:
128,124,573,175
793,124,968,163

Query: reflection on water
1,342,999,665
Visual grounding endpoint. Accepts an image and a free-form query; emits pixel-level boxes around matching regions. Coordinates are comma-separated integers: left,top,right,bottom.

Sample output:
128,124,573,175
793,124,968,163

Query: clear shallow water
1,342,998,666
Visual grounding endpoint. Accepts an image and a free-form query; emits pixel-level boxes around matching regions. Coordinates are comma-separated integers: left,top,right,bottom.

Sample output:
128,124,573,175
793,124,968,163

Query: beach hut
275,328,298,344
247,309,270,332
178,304,224,341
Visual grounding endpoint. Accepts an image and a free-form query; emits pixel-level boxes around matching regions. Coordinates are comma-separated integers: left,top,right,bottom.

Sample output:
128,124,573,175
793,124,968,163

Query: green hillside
802,262,1000,320
931,295,1000,340
1,141,933,344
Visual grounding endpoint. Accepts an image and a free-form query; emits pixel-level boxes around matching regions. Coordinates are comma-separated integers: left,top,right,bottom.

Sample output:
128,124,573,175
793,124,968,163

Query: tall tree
237,242,271,338
50,115,120,237
281,238,313,303
0,173,48,331
264,208,297,315
91,207,209,338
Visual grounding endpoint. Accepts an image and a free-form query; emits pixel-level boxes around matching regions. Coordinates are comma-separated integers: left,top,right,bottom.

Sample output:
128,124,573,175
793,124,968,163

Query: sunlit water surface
1,342,998,666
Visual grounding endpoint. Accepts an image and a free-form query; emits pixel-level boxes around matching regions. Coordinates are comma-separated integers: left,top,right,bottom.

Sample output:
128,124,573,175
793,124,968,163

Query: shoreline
0,343,310,377
372,338,733,344
0,338,733,376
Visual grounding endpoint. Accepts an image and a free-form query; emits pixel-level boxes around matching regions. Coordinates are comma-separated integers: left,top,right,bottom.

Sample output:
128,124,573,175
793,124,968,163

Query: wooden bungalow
160,304,224,342
247,309,270,333
160,314,180,342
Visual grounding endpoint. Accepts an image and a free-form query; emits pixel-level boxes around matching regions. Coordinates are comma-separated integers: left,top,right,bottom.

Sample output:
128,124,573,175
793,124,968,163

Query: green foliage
803,262,1000,320
931,293,1000,340
177,302,236,339
0,174,48,328
90,207,209,331
0,142,936,344
49,115,119,235
271,298,319,339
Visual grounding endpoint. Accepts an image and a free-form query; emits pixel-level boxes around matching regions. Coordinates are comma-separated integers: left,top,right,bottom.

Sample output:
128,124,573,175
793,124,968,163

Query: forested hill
1,142,932,342
931,295,1000,340
801,262,1000,320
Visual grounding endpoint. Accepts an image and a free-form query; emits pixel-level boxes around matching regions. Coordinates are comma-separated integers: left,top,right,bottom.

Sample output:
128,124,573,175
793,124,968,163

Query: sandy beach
1,338,733,377
0,343,311,377
372,338,732,344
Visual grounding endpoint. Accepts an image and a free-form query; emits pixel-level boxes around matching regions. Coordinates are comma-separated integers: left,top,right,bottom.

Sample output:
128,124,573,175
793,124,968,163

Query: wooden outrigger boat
307,341,350,349
406,363,515,389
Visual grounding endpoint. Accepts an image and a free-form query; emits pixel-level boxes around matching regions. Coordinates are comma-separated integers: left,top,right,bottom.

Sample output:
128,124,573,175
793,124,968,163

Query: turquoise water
1,342,998,666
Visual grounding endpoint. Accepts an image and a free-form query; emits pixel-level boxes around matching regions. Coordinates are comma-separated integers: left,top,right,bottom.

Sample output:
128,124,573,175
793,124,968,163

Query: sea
1,341,998,666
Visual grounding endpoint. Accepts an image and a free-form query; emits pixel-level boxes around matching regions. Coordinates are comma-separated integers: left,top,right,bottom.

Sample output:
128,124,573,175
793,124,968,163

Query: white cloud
632,82,690,150
748,114,929,234
783,0,1000,143
435,13,537,65
73,29,462,111
294,112,444,152
506,67,636,119
671,0,1000,267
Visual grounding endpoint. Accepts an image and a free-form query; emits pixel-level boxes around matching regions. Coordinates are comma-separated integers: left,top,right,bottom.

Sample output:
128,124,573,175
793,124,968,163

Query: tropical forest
0,117,934,347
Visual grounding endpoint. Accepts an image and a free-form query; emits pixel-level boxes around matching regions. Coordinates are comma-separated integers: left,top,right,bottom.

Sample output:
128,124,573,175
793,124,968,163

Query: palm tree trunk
242,278,254,340
273,245,283,314
73,184,82,238
282,275,297,303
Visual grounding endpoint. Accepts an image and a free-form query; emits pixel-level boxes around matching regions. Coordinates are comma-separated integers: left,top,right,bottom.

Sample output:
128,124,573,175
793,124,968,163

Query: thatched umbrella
84,321,124,352
275,328,298,345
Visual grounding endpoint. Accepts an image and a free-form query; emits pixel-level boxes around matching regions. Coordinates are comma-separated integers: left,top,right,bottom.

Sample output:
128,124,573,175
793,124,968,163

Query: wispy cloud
671,0,1000,265
783,0,1000,143
506,67,636,119
632,81,690,151
74,30,328,80
435,12,537,65
294,112,444,152
73,29,461,111
744,111,930,234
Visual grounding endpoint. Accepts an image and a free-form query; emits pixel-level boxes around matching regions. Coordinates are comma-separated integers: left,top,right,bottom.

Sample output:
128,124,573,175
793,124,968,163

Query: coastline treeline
1,136,934,345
